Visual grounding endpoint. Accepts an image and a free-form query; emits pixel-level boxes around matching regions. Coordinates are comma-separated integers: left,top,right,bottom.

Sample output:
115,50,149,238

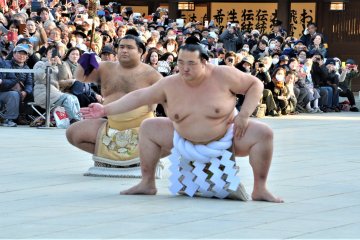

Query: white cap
208,32,218,39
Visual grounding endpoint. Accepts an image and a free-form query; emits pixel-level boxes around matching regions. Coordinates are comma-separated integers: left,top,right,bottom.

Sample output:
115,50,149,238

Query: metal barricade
0,67,52,128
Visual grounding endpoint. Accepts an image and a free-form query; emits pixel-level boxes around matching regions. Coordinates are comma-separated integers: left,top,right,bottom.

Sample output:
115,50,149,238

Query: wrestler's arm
223,66,264,117
144,66,164,111
74,62,102,84
103,77,167,116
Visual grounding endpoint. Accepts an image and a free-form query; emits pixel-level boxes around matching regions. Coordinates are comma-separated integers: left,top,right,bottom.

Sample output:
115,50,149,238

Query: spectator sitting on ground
267,67,290,115
322,58,341,112
253,58,280,117
285,70,298,114
288,57,311,113
339,59,359,112
309,51,330,112
302,59,322,113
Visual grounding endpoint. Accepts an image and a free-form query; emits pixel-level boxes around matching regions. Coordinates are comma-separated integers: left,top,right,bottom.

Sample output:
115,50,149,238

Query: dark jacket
219,29,243,52
311,62,327,88
0,59,33,95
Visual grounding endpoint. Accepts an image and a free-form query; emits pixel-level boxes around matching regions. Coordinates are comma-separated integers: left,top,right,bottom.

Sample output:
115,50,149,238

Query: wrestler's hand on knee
233,114,249,139
80,103,105,119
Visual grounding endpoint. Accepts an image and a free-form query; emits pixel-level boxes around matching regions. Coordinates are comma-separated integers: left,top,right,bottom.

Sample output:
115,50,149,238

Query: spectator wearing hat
278,55,289,69
235,55,254,74
219,24,243,53
339,59,359,111
308,34,327,58
255,57,272,86
101,31,113,47
267,67,290,115
100,45,116,62
73,27,88,52
293,40,308,57
268,20,287,39
0,44,33,127
201,29,209,39
253,57,280,116
321,58,340,111
5,39,40,69
201,31,218,52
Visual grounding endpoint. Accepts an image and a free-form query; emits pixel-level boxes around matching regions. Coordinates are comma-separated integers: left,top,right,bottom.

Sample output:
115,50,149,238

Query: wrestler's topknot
180,36,209,61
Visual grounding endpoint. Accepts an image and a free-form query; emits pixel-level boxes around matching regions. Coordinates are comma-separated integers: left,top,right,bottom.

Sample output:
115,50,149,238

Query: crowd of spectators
0,0,359,127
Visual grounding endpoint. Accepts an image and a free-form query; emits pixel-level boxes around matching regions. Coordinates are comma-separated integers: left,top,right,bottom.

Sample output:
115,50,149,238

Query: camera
259,63,265,68
52,47,59,58
228,58,234,63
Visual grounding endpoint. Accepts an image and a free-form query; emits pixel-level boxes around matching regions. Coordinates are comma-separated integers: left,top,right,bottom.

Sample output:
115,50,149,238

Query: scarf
66,60,78,75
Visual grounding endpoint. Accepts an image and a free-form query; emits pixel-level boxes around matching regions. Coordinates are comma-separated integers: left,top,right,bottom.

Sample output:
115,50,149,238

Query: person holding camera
23,18,47,51
219,23,243,53
320,58,340,112
310,51,332,112
338,59,359,112
33,45,81,123
222,51,236,67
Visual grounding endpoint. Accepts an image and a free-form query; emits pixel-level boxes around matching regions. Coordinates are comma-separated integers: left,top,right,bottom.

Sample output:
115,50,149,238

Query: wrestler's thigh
140,117,174,154
234,120,273,157
66,118,107,144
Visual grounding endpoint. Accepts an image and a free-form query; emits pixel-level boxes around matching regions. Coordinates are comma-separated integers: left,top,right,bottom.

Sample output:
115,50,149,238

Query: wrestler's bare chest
100,67,151,100
165,78,236,123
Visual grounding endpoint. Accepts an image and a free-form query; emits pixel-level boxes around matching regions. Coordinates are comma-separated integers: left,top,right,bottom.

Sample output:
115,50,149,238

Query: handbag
53,106,70,129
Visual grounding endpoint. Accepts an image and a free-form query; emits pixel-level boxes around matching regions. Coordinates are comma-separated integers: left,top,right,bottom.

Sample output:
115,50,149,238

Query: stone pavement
1,112,360,239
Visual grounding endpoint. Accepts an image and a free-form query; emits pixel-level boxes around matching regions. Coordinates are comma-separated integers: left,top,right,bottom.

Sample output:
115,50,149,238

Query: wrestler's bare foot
252,188,284,203
120,180,157,195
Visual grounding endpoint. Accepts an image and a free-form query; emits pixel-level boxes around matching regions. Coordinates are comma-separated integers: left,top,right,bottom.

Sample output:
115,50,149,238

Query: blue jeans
319,86,333,107
0,91,20,120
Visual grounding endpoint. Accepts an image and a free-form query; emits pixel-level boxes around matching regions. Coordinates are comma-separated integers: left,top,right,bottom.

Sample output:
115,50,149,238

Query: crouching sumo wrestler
66,35,163,177
80,37,283,202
